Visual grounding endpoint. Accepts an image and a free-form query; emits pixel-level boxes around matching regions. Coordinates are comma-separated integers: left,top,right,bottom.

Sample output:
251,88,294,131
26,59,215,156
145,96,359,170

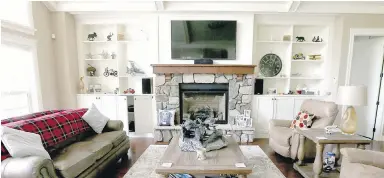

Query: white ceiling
43,1,384,14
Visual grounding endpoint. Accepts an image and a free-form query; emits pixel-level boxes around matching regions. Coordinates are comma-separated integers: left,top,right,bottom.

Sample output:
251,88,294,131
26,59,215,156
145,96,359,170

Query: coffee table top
296,128,372,144
155,135,252,175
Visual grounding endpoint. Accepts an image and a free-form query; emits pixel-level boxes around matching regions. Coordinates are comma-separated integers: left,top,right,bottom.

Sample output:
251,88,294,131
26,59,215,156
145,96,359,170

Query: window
0,44,39,119
0,1,32,27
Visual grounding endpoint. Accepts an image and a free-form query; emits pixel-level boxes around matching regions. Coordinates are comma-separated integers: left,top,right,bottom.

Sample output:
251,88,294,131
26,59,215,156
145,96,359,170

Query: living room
1,1,384,178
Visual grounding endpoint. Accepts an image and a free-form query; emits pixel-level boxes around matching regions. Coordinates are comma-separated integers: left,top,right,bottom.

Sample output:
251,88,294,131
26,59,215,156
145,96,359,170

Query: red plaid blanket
1,108,90,161
1,110,64,125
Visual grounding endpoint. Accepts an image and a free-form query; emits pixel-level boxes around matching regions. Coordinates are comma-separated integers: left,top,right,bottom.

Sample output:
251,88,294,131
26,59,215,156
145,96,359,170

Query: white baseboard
128,132,154,138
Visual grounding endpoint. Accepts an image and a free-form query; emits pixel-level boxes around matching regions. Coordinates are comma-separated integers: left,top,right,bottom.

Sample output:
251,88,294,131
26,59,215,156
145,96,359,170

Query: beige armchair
269,99,338,159
340,148,384,178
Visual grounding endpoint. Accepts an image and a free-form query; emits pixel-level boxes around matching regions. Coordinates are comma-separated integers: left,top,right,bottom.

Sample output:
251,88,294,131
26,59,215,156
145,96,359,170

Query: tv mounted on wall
171,20,237,60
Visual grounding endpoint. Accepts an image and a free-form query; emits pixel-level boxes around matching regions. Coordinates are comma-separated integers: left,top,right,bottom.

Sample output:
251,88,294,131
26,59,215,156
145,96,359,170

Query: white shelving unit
78,23,153,95
254,24,329,95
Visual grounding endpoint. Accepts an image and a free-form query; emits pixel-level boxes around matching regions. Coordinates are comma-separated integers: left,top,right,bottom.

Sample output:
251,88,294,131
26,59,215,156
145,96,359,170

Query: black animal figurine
87,32,97,41
107,32,114,41
296,36,305,42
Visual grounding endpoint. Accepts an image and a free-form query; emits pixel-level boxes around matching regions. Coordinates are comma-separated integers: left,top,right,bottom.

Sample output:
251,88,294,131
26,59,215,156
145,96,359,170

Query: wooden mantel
151,64,256,74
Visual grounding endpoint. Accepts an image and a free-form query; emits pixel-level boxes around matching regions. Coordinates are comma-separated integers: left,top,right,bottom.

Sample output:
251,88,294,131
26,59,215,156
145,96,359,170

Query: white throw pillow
82,103,110,133
1,126,51,159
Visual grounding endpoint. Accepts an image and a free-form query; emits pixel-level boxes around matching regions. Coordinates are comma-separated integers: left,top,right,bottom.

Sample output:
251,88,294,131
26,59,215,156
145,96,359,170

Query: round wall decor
259,53,282,77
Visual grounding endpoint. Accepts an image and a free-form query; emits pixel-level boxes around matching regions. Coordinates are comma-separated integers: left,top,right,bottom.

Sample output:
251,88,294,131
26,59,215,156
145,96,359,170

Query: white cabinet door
293,98,306,118
274,97,294,120
256,97,274,134
134,95,154,134
100,96,117,120
117,96,129,134
77,95,101,109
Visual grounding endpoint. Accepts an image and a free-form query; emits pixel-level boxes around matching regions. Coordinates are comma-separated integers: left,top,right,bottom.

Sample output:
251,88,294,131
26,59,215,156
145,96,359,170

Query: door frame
345,28,384,141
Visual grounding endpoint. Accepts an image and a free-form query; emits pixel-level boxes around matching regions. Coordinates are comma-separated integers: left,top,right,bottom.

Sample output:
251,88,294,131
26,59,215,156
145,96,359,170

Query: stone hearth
155,74,254,125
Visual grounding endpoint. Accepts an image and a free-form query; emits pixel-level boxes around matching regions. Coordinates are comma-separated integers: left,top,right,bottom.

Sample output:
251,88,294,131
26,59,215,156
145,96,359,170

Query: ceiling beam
155,1,165,11
42,1,57,11
288,1,301,12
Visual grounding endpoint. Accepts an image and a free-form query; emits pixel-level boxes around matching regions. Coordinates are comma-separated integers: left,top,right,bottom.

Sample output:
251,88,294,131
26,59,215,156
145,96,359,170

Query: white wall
51,12,79,109
337,14,384,87
350,36,384,139
158,13,254,64
32,2,59,110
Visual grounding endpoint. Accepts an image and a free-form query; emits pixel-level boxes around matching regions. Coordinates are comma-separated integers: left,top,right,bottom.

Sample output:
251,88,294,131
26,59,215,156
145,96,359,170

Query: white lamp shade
337,85,367,106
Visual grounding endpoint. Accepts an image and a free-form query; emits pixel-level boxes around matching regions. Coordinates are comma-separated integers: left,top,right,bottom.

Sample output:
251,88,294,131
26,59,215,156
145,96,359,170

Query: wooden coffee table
293,128,372,178
155,135,252,177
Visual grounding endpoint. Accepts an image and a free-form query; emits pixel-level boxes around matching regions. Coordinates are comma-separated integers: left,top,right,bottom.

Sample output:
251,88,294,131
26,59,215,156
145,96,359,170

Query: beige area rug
124,145,286,178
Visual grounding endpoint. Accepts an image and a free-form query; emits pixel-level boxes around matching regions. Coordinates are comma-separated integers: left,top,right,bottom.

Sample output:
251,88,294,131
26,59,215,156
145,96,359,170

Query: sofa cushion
53,149,96,178
85,131,126,147
269,126,292,147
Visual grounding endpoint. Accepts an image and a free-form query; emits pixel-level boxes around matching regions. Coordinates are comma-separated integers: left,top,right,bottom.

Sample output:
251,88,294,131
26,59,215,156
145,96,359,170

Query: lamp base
340,106,357,135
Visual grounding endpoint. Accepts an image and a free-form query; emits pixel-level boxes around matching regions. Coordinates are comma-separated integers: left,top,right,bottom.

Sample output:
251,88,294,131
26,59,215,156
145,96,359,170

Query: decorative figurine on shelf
111,52,117,59
103,67,118,77
85,52,95,59
312,36,323,42
296,36,305,42
107,32,114,41
293,53,306,60
99,50,110,59
323,152,336,172
114,88,119,94
79,76,85,94
126,60,145,76
283,35,291,41
128,88,135,94
308,54,322,60
86,64,96,76
87,32,97,41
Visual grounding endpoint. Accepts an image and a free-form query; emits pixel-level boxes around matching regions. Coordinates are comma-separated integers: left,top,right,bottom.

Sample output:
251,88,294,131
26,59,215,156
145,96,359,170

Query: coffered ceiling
43,1,384,14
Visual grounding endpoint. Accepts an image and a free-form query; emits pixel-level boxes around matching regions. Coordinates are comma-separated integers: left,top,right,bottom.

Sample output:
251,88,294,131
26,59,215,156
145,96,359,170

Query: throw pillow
1,126,51,159
158,110,176,126
290,111,315,129
82,104,110,133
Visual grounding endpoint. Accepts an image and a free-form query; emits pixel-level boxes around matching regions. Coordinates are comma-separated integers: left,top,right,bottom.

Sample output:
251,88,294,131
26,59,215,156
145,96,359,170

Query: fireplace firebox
179,83,229,124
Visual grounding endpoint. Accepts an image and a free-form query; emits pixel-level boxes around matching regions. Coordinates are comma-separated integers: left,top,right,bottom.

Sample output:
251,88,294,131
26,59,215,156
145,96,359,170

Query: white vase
79,77,85,94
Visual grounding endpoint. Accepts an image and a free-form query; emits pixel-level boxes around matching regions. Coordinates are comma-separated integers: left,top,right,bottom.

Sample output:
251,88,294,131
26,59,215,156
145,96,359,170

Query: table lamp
336,85,367,135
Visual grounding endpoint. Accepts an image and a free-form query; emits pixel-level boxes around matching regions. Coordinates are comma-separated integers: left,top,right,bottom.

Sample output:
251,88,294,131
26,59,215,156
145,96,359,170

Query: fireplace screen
179,83,229,124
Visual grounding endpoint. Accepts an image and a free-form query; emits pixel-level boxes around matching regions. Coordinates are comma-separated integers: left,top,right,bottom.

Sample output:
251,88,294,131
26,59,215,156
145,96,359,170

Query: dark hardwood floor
102,137,303,178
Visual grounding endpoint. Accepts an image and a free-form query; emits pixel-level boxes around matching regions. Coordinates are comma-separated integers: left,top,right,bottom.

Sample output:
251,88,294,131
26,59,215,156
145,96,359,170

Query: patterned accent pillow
290,111,315,129
158,110,176,126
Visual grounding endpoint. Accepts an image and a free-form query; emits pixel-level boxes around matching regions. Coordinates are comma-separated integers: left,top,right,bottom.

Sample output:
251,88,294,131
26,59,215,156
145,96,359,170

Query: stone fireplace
152,64,257,143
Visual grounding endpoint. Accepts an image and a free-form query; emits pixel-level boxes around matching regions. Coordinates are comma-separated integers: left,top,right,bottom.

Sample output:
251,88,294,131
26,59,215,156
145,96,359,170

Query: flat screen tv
171,20,237,60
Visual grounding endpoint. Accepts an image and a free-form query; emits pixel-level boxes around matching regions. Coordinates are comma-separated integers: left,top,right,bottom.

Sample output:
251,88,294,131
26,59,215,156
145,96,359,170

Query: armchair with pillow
269,99,339,159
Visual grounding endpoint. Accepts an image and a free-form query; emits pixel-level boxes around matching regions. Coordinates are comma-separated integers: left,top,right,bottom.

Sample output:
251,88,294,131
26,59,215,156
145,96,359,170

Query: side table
293,128,371,178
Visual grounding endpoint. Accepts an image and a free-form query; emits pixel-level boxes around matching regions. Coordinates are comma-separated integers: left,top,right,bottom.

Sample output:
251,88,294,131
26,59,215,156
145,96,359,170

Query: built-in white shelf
255,41,291,44
118,75,130,78
82,40,148,44
256,77,290,79
291,60,323,63
254,23,329,95
84,59,116,61
85,76,102,79
290,77,324,80
292,42,327,44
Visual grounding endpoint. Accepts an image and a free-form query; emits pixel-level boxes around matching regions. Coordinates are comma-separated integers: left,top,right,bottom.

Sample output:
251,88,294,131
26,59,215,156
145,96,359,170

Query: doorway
346,29,384,141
